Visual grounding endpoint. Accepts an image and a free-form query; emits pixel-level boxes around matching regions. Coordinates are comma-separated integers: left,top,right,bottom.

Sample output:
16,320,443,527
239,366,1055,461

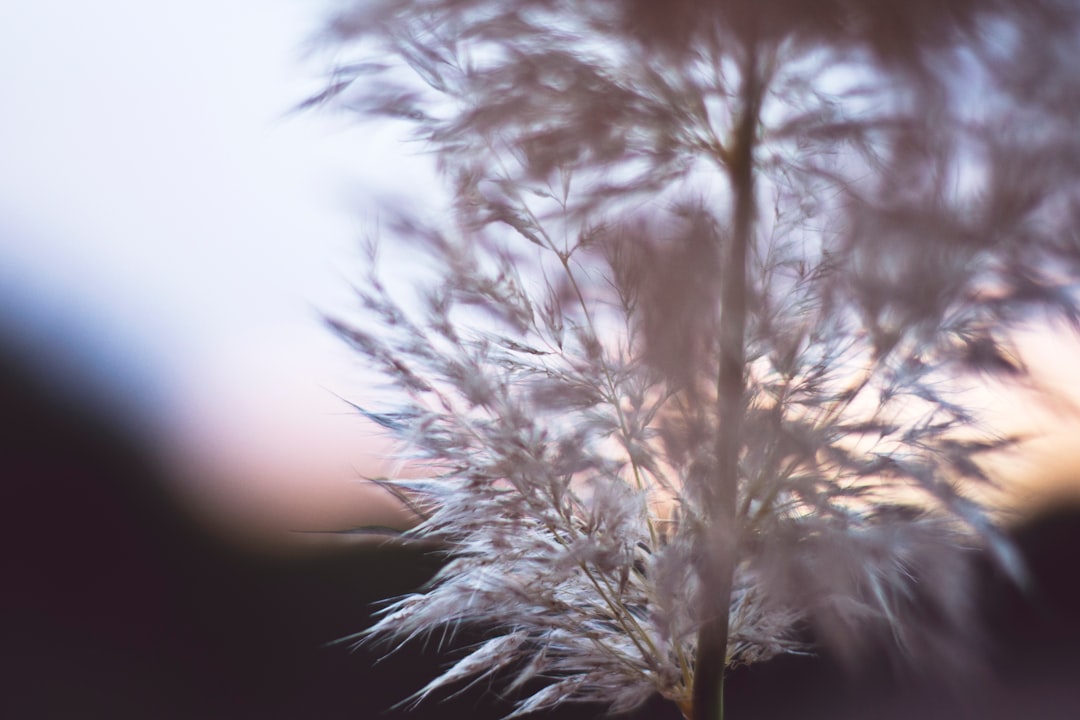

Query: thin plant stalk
693,37,763,720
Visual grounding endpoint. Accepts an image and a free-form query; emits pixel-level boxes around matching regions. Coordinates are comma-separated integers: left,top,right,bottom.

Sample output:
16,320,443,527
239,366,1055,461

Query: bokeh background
0,0,436,544
2,2,1079,718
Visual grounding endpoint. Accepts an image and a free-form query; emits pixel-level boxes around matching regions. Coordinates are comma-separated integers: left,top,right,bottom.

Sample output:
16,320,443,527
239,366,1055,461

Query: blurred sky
0,0,435,541
2,1,1079,545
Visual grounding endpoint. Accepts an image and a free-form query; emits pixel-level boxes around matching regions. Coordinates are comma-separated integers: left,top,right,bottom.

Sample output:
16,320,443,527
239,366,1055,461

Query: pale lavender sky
0,1,440,535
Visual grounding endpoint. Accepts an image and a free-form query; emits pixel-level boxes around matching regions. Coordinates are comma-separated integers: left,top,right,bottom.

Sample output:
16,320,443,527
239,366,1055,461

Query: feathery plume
312,2,1080,717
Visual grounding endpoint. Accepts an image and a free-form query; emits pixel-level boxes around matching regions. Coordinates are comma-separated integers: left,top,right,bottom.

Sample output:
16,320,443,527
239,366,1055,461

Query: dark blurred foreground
2,338,1079,720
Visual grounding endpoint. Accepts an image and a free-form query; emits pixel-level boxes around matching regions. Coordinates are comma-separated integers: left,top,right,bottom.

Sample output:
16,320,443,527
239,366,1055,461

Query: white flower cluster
314,1,1080,716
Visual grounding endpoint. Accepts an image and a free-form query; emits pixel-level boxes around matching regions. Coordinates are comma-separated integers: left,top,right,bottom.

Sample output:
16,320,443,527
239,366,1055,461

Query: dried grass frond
311,1,1080,716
